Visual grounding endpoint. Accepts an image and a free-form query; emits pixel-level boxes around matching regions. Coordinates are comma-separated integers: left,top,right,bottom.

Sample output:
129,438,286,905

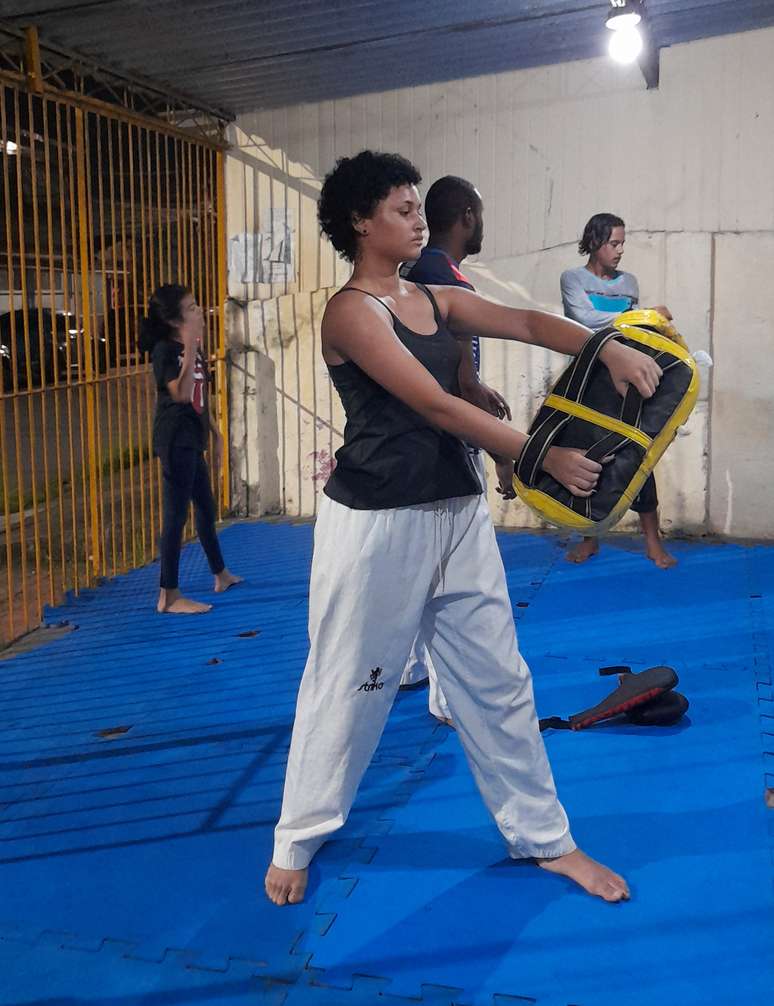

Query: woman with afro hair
265,151,662,908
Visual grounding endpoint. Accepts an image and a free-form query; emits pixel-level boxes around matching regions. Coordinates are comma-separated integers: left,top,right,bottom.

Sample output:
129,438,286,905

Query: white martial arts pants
400,640,451,722
399,450,486,722
272,492,575,871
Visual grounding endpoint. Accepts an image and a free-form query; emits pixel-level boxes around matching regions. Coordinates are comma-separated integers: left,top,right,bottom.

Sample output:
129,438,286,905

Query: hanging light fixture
605,0,644,31
606,0,645,65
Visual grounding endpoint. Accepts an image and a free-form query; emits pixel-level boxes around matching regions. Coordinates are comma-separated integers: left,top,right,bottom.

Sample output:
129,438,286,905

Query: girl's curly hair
318,150,421,262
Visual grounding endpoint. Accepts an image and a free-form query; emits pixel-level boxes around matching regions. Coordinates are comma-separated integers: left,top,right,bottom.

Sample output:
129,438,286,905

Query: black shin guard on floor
539,665,689,732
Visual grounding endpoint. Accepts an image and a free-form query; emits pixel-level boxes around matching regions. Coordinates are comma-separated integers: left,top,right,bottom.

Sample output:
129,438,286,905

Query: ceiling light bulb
609,24,643,63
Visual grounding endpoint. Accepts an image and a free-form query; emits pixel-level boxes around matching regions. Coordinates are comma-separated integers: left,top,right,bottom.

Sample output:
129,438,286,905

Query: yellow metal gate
0,40,228,645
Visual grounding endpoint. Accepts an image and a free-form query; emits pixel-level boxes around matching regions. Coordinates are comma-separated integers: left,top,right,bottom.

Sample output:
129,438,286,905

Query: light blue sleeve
560,270,621,331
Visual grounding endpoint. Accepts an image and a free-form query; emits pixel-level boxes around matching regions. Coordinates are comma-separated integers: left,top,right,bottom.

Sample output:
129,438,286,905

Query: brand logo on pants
357,667,384,692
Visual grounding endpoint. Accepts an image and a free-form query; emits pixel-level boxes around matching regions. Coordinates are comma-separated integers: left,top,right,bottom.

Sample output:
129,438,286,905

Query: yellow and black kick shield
512,311,699,535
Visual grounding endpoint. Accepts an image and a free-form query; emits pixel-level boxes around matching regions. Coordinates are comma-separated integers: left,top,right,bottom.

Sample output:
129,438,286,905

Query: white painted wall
226,26,774,538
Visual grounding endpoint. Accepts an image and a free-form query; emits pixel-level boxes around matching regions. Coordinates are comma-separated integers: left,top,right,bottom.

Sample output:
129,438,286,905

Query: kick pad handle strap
516,410,570,487
516,327,623,488
583,377,646,466
563,326,621,403
620,383,644,428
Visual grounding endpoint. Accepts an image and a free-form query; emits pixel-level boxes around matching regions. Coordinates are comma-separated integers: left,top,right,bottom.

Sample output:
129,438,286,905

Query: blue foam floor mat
0,521,771,1005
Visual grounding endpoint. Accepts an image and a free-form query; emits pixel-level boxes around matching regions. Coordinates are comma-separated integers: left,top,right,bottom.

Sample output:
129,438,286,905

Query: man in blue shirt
406,175,510,437
560,213,676,568
399,176,515,719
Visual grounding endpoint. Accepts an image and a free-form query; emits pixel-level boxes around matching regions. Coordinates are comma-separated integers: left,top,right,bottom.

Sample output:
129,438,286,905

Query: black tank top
323,283,482,510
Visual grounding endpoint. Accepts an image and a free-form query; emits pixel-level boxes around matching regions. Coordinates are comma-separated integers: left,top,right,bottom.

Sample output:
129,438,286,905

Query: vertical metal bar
26,90,56,608
194,142,205,349
65,105,91,590
106,117,128,570
200,145,213,352
56,102,80,596
174,137,185,283
12,86,36,623
42,96,69,604
116,119,137,566
144,128,157,291
126,121,147,561
75,106,101,579
185,142,196,295
147,126,160,547
94,112,118,576
180,139,195,540
199,144,216,510
0,85,19,640
23,26,44,95
0,381,13,642
149,132,162,539
207,145,223,519
200,145,214,406
192,143,211,510
154,130,165,284
137,126,155,558
83,110,108,578
162,134,172,283
152,128,165,531
215,149,230,511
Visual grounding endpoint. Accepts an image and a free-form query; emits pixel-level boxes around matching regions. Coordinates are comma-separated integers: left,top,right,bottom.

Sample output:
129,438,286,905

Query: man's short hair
424,176,481,234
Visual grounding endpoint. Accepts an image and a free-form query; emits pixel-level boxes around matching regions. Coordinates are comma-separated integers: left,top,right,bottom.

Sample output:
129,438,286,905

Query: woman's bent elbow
421,398,456,431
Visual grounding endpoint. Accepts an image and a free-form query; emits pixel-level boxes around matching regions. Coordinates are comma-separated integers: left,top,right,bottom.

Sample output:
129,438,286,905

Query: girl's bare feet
536,848,630,902
639,512,677,568
264,863,308,906
214,569,243,593
645,543,678,569
157,588,211,614
565,537,599,564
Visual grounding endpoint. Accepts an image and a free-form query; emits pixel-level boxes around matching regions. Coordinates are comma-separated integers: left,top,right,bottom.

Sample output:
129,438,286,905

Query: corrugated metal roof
2,0,774,114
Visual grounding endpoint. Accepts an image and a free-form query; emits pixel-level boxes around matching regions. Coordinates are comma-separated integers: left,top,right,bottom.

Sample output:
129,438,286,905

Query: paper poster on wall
229,208,295,285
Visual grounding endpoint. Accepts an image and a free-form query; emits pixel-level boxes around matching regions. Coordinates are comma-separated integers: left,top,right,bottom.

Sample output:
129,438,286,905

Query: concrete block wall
225,26,774,538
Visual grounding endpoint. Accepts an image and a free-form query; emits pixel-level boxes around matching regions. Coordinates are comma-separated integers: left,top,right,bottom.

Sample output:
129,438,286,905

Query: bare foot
646,544,677,569
639,512,676,568
536,848,630,903
214,569,243,593
565,537,599,564
432,714,454,728
264,863,308,906
157,589,212,614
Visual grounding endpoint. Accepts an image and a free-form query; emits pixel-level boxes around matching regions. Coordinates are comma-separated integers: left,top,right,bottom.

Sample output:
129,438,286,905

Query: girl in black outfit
139,284,241,614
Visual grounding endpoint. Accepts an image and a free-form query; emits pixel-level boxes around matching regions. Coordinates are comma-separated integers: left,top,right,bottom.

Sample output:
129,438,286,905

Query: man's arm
456,337,511,466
